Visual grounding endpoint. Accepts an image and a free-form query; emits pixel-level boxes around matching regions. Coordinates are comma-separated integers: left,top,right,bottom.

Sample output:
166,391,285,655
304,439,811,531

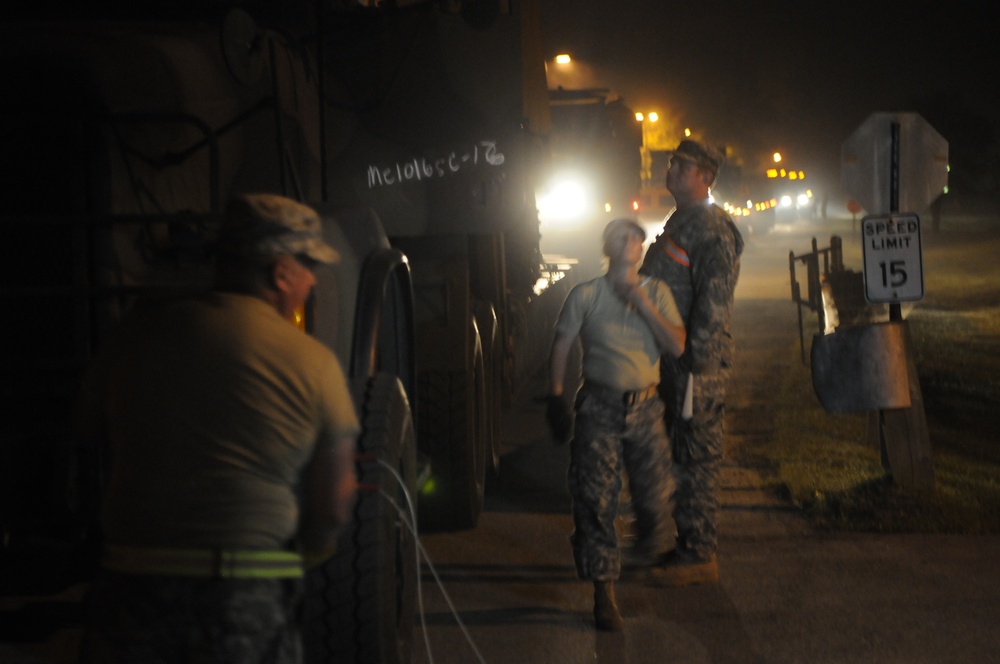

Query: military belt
583,382,659,407
103,544,304,579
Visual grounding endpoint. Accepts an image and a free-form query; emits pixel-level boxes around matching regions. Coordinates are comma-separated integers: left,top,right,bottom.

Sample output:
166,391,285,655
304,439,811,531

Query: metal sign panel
861,213,924,303
811,322,912,413
842,112,948,215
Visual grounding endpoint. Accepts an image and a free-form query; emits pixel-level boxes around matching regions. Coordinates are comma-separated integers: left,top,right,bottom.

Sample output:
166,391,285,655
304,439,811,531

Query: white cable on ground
375,460,432,664
378,458,488,664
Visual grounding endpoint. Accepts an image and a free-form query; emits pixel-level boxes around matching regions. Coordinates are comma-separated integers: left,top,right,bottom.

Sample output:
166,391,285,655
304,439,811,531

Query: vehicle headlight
537,176,592,227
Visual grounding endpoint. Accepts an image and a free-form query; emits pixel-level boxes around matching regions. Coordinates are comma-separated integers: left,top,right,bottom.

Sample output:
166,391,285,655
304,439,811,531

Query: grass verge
753,336,1000,534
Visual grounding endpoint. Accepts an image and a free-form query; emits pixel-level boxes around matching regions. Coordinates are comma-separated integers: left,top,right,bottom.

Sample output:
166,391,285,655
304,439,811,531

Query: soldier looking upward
639,139,744,586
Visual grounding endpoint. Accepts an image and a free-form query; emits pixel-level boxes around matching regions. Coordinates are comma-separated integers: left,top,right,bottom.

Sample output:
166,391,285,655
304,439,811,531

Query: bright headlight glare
537,179,589,226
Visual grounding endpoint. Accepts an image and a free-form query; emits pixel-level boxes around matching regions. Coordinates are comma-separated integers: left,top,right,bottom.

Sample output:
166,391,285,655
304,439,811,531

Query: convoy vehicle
742,164,815,231
537,87,642,277
0,1,560,661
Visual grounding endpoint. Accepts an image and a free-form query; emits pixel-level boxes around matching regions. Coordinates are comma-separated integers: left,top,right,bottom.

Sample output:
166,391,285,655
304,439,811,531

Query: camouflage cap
221,194,339,264
671,139,725,176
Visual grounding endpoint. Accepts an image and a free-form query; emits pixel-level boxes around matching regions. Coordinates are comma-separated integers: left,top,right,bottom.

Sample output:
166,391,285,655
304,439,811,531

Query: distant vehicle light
604,202,612,213
796,193,811,207
779,195,793,207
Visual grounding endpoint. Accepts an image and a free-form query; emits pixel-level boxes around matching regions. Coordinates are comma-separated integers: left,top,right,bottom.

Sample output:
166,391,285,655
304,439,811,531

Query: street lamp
546,52,598,91
636,111,660,185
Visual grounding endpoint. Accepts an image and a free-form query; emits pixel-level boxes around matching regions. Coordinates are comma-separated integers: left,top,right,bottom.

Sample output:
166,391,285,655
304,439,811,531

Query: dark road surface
410,298,1000,664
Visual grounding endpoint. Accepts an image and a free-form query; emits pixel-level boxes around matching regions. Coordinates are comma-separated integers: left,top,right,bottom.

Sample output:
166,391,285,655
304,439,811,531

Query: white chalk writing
367,141,505,188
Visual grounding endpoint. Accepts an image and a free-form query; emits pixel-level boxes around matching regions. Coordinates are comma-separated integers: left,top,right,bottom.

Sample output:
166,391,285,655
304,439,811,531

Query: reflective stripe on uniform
661,234,689,267
103,544,304,579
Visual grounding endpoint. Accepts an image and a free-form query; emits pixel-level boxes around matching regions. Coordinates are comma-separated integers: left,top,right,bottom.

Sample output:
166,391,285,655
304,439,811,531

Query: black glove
545,395,573,445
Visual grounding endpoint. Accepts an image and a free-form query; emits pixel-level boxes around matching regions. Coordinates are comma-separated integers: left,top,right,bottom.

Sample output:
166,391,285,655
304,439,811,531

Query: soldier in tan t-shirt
548,218,686,631
75,194,359,663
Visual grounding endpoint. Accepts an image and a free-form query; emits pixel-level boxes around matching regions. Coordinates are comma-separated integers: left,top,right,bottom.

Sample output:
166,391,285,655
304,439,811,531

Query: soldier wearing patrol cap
548,217,686,630
639,139,744,586
75,193,359,662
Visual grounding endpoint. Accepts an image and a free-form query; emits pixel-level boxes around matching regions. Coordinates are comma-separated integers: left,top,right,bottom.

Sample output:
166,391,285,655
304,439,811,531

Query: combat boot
593,580,624,631
646,550,719,587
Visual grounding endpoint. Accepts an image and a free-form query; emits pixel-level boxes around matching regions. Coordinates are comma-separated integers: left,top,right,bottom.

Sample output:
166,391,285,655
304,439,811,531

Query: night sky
540,1,995,192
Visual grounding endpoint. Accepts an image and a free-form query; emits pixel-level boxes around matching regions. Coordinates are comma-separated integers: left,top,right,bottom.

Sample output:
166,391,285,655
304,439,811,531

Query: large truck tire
304,373,418,664
417,320,488,532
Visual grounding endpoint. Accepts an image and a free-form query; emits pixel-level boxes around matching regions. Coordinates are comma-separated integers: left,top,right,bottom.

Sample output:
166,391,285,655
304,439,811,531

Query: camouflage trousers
660,362,730,560
568,384,673,581
79,571,303,663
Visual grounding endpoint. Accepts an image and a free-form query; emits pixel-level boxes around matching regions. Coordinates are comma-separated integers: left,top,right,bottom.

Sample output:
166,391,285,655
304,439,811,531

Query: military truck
0,1,556,661
539,86,642,277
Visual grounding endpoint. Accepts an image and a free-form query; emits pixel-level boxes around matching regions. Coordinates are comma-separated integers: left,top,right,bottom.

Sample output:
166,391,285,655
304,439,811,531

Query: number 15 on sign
861,213,924,304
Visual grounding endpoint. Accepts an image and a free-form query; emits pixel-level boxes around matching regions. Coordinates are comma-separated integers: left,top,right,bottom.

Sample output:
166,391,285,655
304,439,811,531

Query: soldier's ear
270,255,296,293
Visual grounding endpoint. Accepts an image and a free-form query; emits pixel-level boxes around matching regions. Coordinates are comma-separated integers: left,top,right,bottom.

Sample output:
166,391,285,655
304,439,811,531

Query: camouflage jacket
639,201,744,374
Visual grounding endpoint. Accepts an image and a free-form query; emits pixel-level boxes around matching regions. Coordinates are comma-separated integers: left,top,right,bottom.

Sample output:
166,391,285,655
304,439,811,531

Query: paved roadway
410,216,1000,664
411,295,1000,664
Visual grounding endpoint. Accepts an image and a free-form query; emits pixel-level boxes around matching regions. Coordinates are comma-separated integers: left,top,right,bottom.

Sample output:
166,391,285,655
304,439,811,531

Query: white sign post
839,115,939,492
861,212,924,303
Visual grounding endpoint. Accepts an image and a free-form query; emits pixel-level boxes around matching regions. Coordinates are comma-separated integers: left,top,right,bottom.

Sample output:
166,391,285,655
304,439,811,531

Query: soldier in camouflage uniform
547,218,686,630
639,139,744,586
74,194,360,662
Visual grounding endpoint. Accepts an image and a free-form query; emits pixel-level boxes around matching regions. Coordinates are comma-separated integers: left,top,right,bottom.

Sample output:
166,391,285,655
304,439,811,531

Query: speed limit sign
861,213,924,303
